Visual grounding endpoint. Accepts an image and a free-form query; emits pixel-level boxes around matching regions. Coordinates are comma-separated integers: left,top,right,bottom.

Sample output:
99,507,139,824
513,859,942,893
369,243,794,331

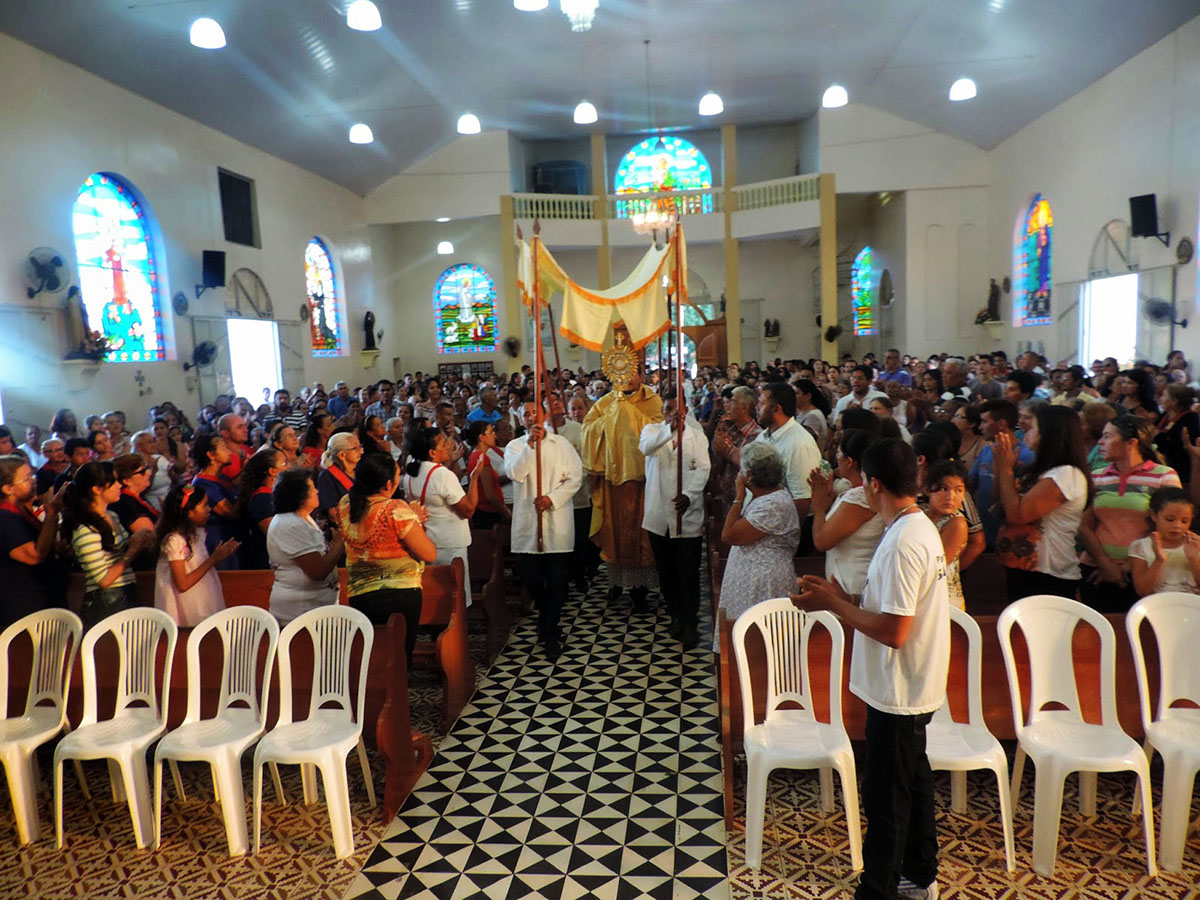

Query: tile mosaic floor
343,581,730,900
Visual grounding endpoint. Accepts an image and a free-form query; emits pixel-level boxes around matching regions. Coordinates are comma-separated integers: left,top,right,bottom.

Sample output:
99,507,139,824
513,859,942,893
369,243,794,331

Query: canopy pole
674,224,685,535
532,220,545,552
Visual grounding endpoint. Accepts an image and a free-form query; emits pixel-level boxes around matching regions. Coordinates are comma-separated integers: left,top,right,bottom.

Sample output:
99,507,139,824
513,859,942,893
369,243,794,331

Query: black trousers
856,707,938,900
1077,565,1137,614
516,552,571,641
1005,567,1080,605
571,506,600,582
646,531,702,623
349,587,422,662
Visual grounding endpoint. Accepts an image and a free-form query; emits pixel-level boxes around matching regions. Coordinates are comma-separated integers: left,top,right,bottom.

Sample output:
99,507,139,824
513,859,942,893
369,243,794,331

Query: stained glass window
851,246,876,336
434,263,499,354
305,237,345,357
72,173,165,362
1013,194,1053,327
614,136,714,218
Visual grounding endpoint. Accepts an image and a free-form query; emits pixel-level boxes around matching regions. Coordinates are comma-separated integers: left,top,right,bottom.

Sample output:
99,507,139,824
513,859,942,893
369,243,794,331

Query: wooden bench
468,526,510,664
716,608,1161,829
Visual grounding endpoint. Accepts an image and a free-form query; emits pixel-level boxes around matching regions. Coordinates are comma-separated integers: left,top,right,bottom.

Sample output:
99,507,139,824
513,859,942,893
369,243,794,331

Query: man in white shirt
833,365,887,424
546,394,598,592
506,401,583,661
794,438,950,900
639,392,711,649
17,425,47,469
754,382,820,521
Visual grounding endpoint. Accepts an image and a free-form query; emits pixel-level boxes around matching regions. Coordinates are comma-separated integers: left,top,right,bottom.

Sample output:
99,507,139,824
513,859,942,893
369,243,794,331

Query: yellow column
499,195,521,374
818,172,838,364
591,133,611,289
722,124,740,364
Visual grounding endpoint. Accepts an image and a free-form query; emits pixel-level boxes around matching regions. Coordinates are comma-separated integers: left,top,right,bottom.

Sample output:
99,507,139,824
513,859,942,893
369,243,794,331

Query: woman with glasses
317,431,363,524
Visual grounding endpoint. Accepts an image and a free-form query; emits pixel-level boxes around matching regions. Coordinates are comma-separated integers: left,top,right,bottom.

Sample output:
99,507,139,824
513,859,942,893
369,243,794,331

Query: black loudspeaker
201,250,226,288
1129,194,1159,238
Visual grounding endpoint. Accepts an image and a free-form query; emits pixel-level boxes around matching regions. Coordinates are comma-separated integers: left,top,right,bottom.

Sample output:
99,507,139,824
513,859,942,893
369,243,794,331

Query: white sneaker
897,877,939,900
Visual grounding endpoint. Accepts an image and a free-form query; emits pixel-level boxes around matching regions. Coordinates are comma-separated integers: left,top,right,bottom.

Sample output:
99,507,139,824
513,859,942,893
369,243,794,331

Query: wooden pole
532,221,545,552
546,302,563,373
674,224,685,535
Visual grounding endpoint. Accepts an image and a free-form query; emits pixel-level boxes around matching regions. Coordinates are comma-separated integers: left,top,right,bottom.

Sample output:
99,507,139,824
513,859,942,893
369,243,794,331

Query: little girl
1129,487,1200,597
925,459,968,610
154,484,240,626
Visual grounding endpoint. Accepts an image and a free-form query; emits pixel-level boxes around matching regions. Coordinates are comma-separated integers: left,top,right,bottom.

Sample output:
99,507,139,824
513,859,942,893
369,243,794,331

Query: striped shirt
1087,460,1181,563
71,512,134,591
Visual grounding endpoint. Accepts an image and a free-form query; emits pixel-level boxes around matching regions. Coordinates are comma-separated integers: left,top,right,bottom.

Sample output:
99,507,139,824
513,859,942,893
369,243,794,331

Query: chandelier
630,195,678,236
560,0,597,32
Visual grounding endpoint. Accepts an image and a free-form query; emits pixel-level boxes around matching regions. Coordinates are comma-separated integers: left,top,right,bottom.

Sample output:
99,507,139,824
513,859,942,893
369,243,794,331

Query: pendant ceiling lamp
514,0,548,9
631,40,677,237
560,0,598,32
573,101,598,125
822,84,849,108
346,0,382,31
949,77,977,101
189,18,226,49
348,123,374,144
698,92,723,116
437,241,454,255
457,113,482,134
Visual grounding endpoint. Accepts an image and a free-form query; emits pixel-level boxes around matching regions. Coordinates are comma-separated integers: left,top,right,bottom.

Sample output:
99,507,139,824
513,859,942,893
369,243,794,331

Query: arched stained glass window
614,135,712,195
72,173,165,362
1013,194,1053,327
434,263,499,354
851,246,876,336
305,237,345,357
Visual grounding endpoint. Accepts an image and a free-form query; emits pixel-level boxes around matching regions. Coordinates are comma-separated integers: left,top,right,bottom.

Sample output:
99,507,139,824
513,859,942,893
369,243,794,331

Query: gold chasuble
581,385,663,582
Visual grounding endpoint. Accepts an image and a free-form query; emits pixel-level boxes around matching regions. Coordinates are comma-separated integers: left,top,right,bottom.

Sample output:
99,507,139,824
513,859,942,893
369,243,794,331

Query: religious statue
975,278,1002,324
581,323,664,611
363,310,377,350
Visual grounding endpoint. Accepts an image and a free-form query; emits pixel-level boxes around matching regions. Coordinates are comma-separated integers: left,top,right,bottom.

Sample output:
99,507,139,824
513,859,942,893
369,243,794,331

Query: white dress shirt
552,419,591,508
833,389,888,423
505,433,583,555
754,417,821,504
17,442,46,469
639,417,712,539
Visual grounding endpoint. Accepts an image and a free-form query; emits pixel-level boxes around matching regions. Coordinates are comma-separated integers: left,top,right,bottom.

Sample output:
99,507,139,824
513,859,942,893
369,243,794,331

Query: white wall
0,32,369,435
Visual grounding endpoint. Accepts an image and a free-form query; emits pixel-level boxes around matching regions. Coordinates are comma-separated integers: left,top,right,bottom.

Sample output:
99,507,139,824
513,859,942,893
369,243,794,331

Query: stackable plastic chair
925,606,1015,871
154,607,279,856
53,608,178,849
252,606,374,860
733,600,861,871
1126,592,1200,872
998,595,1155,876
0,609,83,844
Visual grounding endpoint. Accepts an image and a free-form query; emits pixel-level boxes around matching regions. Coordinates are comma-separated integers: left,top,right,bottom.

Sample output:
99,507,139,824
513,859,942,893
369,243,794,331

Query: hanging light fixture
630,40,678,237
348,123,374,144
949,77,977,101
456,113,482,134
698,92,724,116
573,101,598,125
514,0,548,9
437,241,454,255
189,18,226,49
822,84,849,108
560,0,598,32
346,0,382,31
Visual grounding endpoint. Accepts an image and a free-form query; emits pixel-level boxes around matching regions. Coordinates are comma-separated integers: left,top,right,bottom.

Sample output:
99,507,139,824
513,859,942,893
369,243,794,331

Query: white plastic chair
53,607,178,849
0,609,83,844
733,600,861,871
926,606,1015,871
1126,592,1200,872
997,595,1155,876
252,606,374,860
153,607,279,856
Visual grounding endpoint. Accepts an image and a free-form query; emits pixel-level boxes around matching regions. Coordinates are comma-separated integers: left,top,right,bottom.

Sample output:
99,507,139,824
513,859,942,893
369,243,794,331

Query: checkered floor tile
342,579,730,900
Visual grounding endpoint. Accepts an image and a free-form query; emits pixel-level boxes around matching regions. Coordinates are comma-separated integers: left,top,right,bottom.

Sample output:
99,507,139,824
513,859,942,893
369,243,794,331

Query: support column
722,124,740,365
818,172,838,364
499,195,521,374
591,133,612,289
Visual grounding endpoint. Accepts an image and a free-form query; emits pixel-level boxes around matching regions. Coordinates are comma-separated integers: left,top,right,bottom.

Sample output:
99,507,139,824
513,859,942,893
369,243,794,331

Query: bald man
217,413,251,484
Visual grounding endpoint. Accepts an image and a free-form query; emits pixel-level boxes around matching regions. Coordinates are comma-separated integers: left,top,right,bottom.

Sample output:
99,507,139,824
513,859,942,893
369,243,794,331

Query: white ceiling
2,1,1196,195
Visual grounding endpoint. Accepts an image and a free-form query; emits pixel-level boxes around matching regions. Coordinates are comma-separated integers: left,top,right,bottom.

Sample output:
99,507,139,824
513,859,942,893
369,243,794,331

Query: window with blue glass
305,237,345,357
614,136,714,218
434,264,498,354
851,246,876,336
72,173,165,362
1013,194,1053,327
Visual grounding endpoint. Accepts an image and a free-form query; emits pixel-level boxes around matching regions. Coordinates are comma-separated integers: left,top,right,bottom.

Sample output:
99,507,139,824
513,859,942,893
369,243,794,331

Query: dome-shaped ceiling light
573,101,598,125
437,241,454,255
560,0,598,32
698,92,724,116
346,0,382,31
822,83,849,108
348,123,374,144
189,18,226,49
514,0,548,9
949,77,977,101
457,113,482,135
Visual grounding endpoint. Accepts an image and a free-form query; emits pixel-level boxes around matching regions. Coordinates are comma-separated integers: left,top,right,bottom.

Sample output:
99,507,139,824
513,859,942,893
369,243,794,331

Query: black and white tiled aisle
343,581,730,900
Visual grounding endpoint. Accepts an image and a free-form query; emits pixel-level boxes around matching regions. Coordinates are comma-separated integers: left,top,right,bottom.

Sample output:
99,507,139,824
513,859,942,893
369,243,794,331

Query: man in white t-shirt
794,437,950,900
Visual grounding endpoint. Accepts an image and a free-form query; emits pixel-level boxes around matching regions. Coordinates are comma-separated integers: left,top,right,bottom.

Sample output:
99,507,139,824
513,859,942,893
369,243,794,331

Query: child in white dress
154,483,240,626
1129,487,1200,597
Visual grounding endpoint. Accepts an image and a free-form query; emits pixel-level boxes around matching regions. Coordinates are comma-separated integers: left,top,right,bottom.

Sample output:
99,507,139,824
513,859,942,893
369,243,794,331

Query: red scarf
0,498,41,529
327,465,354,491
120,489,158,520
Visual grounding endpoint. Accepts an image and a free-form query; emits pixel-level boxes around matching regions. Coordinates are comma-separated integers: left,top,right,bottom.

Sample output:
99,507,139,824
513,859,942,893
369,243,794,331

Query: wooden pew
716,608,1160,829
468,526,510,664
377,614,435,821
414,559,474,729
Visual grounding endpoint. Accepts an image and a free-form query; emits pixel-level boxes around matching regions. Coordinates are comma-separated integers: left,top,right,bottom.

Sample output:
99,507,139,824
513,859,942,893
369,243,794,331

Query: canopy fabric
515,227,689,353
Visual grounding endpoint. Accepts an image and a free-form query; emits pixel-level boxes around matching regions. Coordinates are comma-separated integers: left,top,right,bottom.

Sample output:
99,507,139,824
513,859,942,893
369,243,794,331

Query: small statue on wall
363,310,377,350
975,278,1002,325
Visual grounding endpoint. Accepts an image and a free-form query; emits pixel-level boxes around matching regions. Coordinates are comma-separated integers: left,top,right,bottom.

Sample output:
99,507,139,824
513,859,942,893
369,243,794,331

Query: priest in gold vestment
581,369,663,611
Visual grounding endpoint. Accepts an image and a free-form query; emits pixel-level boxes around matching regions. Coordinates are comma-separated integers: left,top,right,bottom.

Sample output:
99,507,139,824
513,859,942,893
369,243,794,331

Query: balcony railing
732,173,821,211
508,173,822,223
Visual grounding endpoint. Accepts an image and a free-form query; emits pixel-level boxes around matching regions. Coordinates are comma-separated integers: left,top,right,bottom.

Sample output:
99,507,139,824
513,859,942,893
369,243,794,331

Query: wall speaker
1129,194,1158,238
201,250,226,288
